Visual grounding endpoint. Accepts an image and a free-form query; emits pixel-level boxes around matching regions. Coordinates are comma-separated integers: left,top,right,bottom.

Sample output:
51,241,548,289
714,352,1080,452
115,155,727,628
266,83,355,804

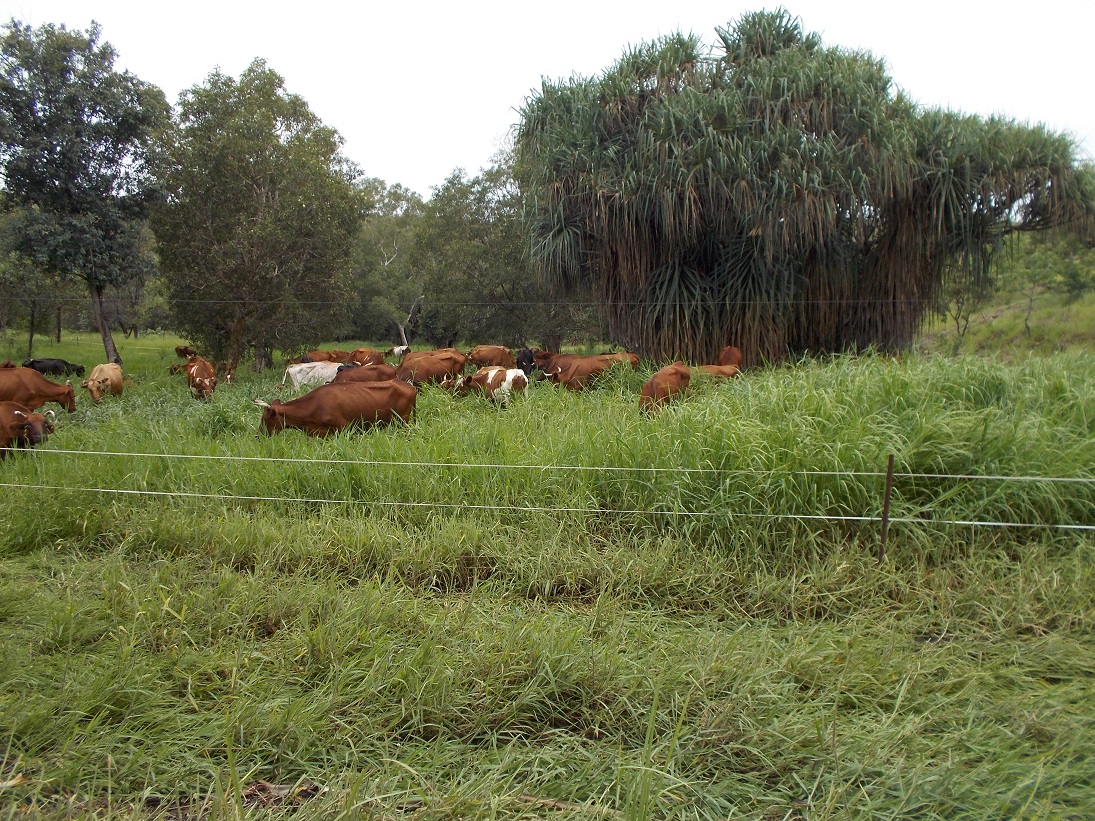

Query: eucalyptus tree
514,10,1095,365
153,60,364,369
0,20,169,364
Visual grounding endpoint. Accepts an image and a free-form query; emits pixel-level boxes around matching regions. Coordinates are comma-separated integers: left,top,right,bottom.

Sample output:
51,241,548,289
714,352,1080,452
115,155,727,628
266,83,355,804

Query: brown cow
395,348,468,385
0,367,76,412
0,401,54,459
716,346,744,369
448,366,528,406
640,361,691,412
466,345,517,368
254,380,417,436
175,344,198,358
81,363,124,402
695,364,741,378
543,354,629,391
347,347,386,366
185,356,217,400
332,362,398,384
306,349,352,363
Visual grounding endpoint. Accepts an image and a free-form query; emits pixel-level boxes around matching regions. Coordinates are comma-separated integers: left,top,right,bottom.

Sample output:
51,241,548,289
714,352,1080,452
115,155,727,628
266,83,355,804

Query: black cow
22,358,85,377
516,347,536,376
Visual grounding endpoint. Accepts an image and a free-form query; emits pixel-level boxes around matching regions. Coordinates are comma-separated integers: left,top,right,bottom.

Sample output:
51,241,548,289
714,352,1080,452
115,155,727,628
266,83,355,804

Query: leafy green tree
153,60,364,370
0,20,169,364
515,9,1095,365
350,179,424,344
405,160,601,349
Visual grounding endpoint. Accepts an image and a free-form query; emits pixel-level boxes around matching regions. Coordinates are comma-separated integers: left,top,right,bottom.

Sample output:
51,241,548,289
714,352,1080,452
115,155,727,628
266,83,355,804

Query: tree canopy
153,59,364,368
0,19,169,364
514,8,1095,365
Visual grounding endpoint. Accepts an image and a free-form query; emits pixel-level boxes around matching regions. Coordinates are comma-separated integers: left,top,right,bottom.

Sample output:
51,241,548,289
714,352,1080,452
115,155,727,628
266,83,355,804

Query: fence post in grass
878,453,895,563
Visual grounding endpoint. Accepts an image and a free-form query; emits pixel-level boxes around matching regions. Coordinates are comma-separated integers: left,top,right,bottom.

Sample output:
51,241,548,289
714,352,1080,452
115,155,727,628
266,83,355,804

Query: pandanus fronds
514,9,1095,366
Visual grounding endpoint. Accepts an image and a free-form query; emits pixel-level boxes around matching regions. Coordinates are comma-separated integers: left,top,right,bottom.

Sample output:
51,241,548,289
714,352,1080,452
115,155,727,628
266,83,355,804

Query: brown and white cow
466,345,517,368
448,366,528,406
347,347,387,366
254,380,417,436
639,361,691,412
185,356,217,400
332,362,398,384
81,363,124,402
0,400,54,459
395,348,468,385
0,367,76,413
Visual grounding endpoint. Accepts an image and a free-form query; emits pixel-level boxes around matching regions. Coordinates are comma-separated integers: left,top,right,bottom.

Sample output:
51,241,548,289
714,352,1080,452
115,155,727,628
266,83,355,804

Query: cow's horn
45,410,55,421
253,400,270,408
13,410,26,419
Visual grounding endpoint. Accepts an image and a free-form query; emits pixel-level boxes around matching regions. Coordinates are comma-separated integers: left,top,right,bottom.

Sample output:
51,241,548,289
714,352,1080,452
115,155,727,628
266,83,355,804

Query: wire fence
3,448,1093,539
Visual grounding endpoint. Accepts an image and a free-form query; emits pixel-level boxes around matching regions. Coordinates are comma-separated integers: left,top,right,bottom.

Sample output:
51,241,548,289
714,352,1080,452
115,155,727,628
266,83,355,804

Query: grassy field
1,333,1093,818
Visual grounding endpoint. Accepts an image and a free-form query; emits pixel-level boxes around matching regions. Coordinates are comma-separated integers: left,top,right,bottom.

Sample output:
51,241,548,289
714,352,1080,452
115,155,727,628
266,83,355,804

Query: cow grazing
0,367,76,412
0,401,54,459
22,358,85,377
175,344,198,358
255,380,417,436
449,366,528,406
640,361,691,412
347,347,386,366
185,356,217,400
81,363,124,402
695,364,741,378
282,361,342,390
395,348,467,385
716,346,744,369
542,353,629,391
466,345,516,368
332,362,398,384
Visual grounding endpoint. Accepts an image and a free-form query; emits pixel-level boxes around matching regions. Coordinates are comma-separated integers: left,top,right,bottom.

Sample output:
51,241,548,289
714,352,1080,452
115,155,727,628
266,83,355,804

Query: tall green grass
0,345,1092,818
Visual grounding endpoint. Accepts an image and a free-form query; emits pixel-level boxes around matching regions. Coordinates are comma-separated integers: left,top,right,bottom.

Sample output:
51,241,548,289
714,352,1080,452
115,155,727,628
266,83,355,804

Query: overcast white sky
5,1,1093,197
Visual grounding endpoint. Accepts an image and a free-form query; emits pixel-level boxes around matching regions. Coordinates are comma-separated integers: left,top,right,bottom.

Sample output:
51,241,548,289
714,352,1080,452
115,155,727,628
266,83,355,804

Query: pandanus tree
514,9,1095,365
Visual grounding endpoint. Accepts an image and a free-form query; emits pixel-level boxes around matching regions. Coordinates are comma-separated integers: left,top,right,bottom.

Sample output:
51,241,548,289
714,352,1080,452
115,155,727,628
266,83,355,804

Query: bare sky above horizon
5,1,1093,197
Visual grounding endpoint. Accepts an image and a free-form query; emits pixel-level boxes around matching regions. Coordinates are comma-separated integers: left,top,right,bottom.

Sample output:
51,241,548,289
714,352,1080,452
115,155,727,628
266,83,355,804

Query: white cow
281,361,342,390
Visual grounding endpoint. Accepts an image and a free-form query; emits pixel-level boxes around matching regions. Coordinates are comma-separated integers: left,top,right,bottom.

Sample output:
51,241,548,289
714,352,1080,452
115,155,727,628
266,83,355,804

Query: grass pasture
1,336,1093,818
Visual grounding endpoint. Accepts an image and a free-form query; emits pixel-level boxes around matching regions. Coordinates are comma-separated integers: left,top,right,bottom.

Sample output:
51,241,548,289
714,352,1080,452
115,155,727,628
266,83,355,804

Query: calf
0,401,54,459
639,361,691,412
449,366,528,406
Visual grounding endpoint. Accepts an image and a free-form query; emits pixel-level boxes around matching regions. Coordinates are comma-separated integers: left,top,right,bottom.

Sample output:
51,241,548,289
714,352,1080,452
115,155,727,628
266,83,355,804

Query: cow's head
81,377,108,402
60,383,76,413
13,408,54,447
254,400,284,434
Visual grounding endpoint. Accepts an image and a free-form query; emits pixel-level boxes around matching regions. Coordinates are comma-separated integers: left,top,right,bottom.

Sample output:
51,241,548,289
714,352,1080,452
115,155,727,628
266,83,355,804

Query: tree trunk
90,285,122,365
27,299,37,359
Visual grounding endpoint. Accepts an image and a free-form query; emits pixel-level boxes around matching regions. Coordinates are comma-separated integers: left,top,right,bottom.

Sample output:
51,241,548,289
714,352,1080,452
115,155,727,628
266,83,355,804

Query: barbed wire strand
0,481,1092,532
25,448,1095,485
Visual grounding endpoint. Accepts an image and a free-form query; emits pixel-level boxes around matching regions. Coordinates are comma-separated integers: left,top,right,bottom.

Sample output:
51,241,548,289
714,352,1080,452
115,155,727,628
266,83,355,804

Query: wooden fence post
879,453,895,563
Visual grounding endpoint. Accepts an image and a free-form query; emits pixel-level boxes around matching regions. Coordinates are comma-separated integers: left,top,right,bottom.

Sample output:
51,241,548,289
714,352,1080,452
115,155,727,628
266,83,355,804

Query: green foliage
0,19,169,363
515,9,1095,366
152,60,365,367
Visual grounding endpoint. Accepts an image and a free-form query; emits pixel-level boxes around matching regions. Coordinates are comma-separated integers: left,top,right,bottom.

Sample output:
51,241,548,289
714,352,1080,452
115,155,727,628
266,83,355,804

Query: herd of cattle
0,343,743,455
